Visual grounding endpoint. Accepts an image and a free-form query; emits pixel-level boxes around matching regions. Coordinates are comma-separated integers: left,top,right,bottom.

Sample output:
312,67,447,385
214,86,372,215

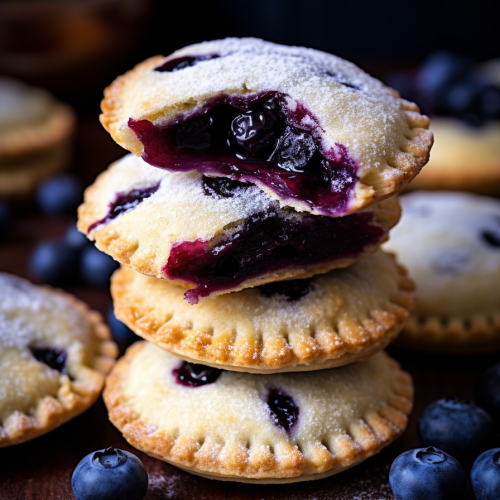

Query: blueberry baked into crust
104,343,413,483
0,273,117,446
384,191,500,354
78,154,401,304
110,251,415,373
100,38,432,218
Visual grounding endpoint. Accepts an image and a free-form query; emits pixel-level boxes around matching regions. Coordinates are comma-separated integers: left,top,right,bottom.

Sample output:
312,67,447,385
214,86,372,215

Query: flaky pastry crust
111,251,416,373
104,344,413,483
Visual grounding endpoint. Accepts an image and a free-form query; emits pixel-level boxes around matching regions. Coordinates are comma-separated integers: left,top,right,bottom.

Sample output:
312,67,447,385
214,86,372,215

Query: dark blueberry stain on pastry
482,230,500,248
163,207,384,304
30,347,67,372
324,71,360,90
154,54,220,73
173,361,222,387
260,278,313,302
432,249,470,274
267,388,299,433
88,183,160,232
128,91,359,217
201,176,251,198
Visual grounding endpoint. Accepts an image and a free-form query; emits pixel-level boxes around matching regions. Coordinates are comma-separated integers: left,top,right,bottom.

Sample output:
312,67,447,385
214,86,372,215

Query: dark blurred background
2,0,498,112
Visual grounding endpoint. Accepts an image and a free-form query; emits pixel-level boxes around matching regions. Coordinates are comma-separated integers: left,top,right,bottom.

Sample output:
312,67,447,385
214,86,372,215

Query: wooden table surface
0,115,498,500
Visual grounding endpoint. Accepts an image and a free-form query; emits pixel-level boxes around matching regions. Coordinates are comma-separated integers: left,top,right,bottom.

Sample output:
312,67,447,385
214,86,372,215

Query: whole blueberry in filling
267,388,299,433
173,361,222,387
30,347,67,372
260,278,313,302
163,206,384,304
88,183,160,232
128,91,359,217
154,54,220,73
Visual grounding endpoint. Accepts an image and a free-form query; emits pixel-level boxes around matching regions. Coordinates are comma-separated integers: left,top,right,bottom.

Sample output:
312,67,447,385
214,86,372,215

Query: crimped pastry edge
0,288,118,447
0,104,75,158
104,343,414,482
110,254,416,372
397,313,500,354
99,54,432,215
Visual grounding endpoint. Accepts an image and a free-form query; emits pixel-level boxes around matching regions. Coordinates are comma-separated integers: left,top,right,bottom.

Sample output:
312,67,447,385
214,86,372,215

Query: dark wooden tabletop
0,116,498,500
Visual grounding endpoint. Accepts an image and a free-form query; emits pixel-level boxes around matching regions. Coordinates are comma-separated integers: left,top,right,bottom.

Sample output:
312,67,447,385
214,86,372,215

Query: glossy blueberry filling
88,183,160,232
30,347,67,373
164,204,383,304
154,54,219,73
259,278,313,302
267,388,299,433
128,91,359,217
173,361,223,387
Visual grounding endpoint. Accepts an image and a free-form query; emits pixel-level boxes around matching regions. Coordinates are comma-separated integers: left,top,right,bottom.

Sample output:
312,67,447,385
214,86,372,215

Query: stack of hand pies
77,38,433,483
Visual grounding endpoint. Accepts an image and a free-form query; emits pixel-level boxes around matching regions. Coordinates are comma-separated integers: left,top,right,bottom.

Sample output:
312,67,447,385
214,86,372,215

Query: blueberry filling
154,54,219,73
259,278,313,302
88,183,160,232
266,388,299,433
30,347,67,372
201,176,251,198
173,361,222,387
128,91,359,217
482,230,500,248
164,208,384,304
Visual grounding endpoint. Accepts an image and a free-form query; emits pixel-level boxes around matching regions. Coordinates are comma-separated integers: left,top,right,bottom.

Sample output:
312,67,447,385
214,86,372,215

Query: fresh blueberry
107,305,139,355
417,51,473,98
0,201,10,240
80,245,119,288
29,239,79,285
65,223,91,251
389,447,466,500
72,447,148,500
230,108,279,158
477,363,500,424
37,174,83,216
418,397,495,465
275,128,316,173
440,77,484,118
471,448,500,500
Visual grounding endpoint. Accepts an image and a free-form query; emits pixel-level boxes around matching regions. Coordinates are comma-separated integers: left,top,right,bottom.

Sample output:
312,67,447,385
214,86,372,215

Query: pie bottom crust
0,291,117,447
397,313,500,354
104,343,414,483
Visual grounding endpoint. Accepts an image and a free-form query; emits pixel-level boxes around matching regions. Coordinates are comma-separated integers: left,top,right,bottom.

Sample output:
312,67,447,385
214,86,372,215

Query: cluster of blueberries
387,51,500,126
390,362,500,500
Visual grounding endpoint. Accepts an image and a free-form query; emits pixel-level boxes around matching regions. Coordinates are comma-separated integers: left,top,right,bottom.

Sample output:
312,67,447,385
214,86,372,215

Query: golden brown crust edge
0,290,118,447
104,343,414,482
110,254,416,373
397,313,500,355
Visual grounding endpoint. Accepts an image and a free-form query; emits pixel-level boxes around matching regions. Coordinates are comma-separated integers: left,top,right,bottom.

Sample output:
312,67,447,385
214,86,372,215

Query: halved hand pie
78,154,401,304
0,273,117,446
100,38,432,217
111,250,415,372
104,343,413,483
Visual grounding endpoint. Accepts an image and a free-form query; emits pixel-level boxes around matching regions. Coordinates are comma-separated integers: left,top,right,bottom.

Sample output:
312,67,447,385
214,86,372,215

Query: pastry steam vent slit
266,388,299,433
172,361,223,387
128,91,359,218
88,183,160,232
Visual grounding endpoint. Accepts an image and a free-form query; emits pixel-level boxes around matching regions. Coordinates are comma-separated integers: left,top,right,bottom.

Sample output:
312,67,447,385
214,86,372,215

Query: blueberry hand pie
100,38,432,217
78,154,401,303
104,343,413,483
110,251,415,373
384,192,500,353
0,273,117,446
0,77,75,198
